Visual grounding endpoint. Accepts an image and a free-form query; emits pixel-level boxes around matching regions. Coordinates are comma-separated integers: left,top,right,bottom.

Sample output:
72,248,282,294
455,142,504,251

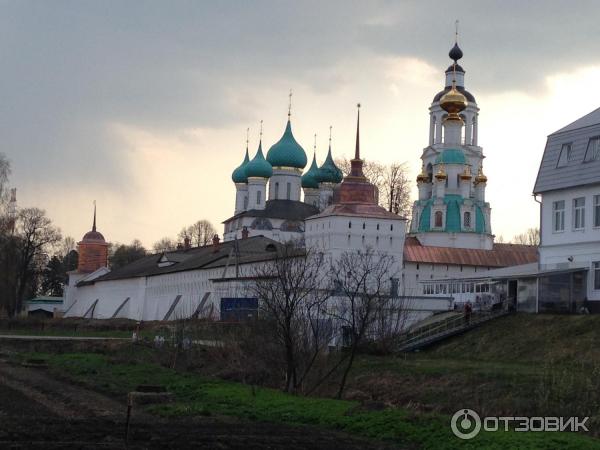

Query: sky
4,1,600,248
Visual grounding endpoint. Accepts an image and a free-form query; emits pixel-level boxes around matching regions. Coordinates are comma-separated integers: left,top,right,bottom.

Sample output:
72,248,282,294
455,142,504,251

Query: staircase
396,308,510,353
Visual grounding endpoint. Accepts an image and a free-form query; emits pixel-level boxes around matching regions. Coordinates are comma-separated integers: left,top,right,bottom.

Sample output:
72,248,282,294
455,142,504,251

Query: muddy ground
0,359,398,449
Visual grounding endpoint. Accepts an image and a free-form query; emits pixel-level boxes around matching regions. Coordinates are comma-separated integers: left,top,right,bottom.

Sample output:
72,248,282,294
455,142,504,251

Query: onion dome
459,164,473,180
266,120,307,169
301,153,321,189
475,164,488,184
435,164,447,180
231,148,250,183
440,78,468,118
318,145,343,184
435,148,467,165
449,42,463,62
416,163,429,183
245,141,273,178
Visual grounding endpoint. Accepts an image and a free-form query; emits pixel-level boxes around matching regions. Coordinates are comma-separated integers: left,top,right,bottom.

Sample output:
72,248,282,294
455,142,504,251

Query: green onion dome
266,120,307,169
245,141,273,178
231,148,250,183
301,153,321,189
318,145,343,183
435,148,467,165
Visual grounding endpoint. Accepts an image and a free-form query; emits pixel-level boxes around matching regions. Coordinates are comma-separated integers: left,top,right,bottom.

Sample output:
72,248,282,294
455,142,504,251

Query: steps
396,309,509,353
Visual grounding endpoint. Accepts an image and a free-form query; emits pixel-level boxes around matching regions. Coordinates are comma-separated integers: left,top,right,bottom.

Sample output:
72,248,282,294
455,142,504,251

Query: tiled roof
308,202,406,221
403,236,538,267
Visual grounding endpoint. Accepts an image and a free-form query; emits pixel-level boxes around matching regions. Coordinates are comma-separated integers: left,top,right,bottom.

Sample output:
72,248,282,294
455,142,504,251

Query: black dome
433,85,476,103
449,43,463,61
445,64,465,74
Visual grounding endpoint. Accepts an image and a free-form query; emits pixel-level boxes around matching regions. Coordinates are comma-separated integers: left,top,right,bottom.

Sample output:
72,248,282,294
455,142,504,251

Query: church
63,36,536,321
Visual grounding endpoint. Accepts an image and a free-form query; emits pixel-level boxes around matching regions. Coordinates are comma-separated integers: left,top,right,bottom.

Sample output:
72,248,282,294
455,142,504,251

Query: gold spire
435,163,447,180
475,163,488,184
459,164,472,180
416,162,429,183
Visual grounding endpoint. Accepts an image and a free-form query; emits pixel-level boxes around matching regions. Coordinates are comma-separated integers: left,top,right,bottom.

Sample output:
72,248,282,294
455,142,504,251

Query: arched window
256,190,262,205
274,182,279,199
435,211,443,228
243,196,248,210
362,223,365,229
348,221,352,229
464,211,471,228
286,182,291,200
426,163,433,182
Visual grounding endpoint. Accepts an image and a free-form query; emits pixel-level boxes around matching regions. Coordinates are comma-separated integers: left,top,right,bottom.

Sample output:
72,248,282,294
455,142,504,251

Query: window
376,224,380,230
556,143,572,167
435,211,443,228
243,196,248,210
286,182,291,200
464,211,471,228
584,137,600,162
594,262,600,290
362,223,365,229
348,221,352,229
274,182,279,199
256,190,262,205
573,197,585,229
553,200,565,232
595,195,600,227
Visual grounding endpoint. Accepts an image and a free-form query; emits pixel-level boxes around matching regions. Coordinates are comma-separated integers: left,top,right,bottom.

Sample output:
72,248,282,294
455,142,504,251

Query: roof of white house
534,107,600,194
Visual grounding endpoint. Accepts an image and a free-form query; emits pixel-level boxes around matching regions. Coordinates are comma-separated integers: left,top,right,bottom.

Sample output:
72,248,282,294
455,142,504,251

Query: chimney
212,234,220,252
241,226,249,239
184,236,191,250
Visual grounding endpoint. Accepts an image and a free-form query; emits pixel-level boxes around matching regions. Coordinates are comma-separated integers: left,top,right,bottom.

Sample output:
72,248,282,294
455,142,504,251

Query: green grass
28,351,600,450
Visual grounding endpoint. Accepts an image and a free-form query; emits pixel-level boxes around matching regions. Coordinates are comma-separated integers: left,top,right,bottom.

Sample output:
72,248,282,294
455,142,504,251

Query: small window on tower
274,182,279,199
257,190,261,205
464,211,471,228
286,182,291,200
435,211,443,228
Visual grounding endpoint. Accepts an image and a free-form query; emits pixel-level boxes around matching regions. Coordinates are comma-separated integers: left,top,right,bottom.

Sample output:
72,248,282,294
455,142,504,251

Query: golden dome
475,164,488,184
459,165,472,180
440,73,467,123
435,164,447,180
416,163,429,183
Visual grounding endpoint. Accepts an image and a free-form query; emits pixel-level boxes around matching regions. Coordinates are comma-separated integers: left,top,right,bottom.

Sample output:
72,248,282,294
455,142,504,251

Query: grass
25,351,600,450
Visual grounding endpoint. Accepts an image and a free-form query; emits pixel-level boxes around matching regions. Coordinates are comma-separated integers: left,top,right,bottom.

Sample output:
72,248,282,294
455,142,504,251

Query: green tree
109,239,147,270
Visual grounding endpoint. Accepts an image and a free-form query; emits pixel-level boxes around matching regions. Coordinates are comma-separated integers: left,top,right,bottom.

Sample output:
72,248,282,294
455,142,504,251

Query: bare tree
511,228,540,246
153,237,178,253
248,242,331,393
335,157,411,218
178,219,217,247
329,248,398,399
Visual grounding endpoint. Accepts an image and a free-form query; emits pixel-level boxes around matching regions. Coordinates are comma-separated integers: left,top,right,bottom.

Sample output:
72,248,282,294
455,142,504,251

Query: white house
533,107,600,310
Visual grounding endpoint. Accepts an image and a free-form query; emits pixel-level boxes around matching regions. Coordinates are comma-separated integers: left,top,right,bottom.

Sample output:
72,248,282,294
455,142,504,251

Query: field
1,313,600,449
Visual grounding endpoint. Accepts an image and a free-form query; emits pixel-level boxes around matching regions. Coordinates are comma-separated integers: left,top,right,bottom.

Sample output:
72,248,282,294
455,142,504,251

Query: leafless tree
335,157,411,218
178,219,217,247
247,241,332,393
153,237,178,253
328,248,398,398
511,227,540,246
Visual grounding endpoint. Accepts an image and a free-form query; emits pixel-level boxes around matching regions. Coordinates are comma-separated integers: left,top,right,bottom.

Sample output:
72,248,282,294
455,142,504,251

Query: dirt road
0,361,399,449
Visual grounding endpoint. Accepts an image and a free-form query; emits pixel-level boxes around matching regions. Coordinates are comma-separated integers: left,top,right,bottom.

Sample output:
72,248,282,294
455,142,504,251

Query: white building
533,107,600,310
403,39,536,295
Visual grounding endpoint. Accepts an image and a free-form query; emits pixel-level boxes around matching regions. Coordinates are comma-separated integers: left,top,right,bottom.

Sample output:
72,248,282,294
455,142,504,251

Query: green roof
266,120,307,169
231,148,250,183
302,153,320,189
435,148,467,165
245,142,273,178
318,145,343,183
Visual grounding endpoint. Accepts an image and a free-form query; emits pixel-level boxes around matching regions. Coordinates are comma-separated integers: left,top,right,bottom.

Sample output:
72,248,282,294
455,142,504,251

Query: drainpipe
533,194,542,313
533,194,542,268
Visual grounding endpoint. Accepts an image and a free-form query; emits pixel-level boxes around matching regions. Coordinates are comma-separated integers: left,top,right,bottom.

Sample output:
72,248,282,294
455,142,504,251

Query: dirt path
0,361,401,449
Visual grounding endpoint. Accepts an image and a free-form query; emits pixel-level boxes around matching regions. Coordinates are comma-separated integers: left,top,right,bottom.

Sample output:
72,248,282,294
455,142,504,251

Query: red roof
403,236,538,267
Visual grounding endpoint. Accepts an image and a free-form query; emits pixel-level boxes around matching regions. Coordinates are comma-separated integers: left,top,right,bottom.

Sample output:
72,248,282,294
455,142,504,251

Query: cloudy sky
4,1,600,247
